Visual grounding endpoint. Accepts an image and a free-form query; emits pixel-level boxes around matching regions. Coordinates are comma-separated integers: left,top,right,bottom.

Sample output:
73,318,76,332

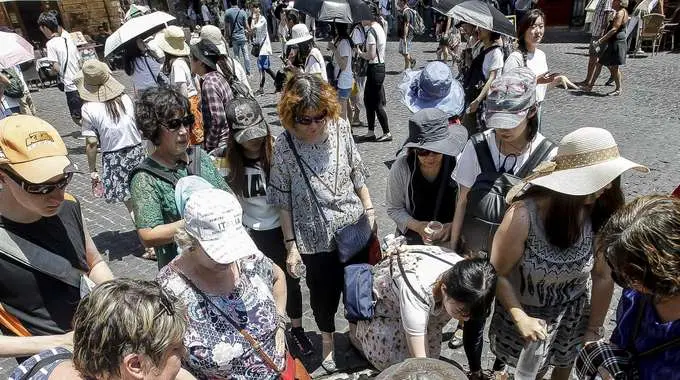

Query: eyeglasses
295,112,327,126
415,148,438,157
3,169,73,195
153,286,176,321
162,114,195,131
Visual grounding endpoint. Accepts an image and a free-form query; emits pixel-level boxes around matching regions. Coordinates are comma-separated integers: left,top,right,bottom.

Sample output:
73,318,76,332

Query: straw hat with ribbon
76,60,125,103
157,25,190,56
508,127,648,201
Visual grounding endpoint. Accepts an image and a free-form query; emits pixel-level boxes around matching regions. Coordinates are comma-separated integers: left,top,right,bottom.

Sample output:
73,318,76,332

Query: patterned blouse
130,149,230,269
267,119,368,254
157,252,283,380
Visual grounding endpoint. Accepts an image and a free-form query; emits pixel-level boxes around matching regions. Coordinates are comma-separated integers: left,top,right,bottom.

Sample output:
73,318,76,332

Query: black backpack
462,45,501,104
461,132,556,257
1,68,25,99
128,147,204,188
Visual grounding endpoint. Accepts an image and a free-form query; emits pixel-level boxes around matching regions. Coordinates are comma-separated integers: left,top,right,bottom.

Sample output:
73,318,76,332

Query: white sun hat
286,23,313,47
516,127,648,197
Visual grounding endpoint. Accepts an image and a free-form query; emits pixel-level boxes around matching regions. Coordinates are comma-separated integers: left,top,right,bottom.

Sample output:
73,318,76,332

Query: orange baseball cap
0,115,76,184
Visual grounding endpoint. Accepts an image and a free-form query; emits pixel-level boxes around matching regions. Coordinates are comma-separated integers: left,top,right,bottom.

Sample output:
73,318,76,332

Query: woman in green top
130,86,229,269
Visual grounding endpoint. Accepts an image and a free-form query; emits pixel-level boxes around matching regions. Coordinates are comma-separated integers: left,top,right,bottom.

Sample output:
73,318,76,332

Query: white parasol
104,11,175,57
0,31,35,69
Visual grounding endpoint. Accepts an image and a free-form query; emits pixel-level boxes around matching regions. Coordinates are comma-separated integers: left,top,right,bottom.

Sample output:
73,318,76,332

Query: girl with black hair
354,250,497,371
122,35,163,95
328,23,354,120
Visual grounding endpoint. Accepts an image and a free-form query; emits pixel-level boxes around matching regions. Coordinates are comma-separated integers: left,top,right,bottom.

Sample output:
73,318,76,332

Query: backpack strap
366,28,381,63
129,147,202,187
21,352,73,380
516,138,556,178
432,155,454,221
471,132,497,174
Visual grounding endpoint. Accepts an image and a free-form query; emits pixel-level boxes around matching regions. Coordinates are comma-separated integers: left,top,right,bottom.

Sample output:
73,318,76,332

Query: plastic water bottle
515,338,547,380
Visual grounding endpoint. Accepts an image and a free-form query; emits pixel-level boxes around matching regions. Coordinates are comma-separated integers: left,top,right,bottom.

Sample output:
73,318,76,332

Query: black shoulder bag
57,38,69,92
284,130,372,263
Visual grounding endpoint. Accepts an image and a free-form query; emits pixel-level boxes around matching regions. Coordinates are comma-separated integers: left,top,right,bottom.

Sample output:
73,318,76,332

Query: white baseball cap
183,188,260,264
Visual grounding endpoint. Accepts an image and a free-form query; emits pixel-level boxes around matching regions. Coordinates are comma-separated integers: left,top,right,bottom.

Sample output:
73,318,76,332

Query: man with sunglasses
0,115,114,359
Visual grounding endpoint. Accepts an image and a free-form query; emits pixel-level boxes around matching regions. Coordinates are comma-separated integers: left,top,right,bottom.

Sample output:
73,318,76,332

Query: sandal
142,247,157,261
607,90,622,96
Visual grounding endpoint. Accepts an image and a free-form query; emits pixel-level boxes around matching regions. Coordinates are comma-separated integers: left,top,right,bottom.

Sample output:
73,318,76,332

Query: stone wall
61,0,122,34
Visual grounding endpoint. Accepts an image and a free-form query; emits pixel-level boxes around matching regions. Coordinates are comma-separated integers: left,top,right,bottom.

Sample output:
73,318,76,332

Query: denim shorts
337,87,351,99
257,55,271,70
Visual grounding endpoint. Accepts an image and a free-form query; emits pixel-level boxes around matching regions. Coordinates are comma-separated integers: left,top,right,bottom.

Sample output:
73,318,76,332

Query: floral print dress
157,253,284,380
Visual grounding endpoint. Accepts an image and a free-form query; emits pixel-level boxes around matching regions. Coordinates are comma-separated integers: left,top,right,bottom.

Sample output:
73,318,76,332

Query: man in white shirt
38,12,83,126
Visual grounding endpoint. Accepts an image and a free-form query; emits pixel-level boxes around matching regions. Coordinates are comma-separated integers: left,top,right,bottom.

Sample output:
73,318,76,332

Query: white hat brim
286,34,312,47
197,226,260,265
528,157,648,196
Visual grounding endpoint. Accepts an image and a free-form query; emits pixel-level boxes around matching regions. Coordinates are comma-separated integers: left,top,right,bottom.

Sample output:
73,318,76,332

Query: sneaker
376,132,392,142
289,327,314,356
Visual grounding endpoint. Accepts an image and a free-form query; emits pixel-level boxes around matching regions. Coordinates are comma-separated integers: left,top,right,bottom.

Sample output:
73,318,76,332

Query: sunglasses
295,112,327,126
415,148,438,157
4,170,73,195
162,114,195,131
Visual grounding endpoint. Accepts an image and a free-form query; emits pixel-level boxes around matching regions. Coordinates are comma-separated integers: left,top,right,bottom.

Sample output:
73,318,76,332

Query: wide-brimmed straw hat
401,108,468,157
200,25,228,55
76,60,125,102
286,24,313,47
157,25,190,56
511,127,648,198
398,61,465,116
376,358,467,380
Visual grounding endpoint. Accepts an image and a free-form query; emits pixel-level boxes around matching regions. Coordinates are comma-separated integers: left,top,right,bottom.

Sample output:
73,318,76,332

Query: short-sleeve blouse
267,119,368,254
157,253,283,380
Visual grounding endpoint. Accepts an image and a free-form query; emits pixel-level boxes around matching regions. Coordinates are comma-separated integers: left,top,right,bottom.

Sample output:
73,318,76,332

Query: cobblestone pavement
1,30,678,378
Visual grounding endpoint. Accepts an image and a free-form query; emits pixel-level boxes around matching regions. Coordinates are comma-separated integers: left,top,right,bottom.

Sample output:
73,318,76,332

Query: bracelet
365,207,374,211
285,238,296,243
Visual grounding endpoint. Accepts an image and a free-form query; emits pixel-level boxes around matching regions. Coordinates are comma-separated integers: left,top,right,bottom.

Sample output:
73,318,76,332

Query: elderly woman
386,108,467,245
355,247,496,371
489,127,647,380
268,73,375,372
158,188,289,380
129,86,229,269
10,278,194,380
576,195,680,379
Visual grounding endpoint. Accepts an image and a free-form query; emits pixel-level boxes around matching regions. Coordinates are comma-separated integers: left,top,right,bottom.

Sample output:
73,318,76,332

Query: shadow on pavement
92,230,144,261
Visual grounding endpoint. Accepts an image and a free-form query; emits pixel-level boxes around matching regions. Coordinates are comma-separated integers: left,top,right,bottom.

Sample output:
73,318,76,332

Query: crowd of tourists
0,1,677,380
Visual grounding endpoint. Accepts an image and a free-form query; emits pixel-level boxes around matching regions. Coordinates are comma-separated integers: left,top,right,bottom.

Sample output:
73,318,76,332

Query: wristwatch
277,313,289,330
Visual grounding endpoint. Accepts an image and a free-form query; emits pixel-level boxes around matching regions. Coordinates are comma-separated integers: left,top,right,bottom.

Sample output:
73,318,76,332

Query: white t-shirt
132,55,161,93
351,24,366,45
334,39,353,89
481,46,504,79
398,250,463,336
365,22,386,64
46,36,81,92
503,49,549,102
452,130,557,189
171,58,198,97
81,94,143,153
305,47,327,81
253,16,272,56
241,161,280,230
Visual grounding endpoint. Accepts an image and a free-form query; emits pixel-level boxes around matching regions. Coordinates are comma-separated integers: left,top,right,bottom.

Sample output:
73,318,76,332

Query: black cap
190,39,221,70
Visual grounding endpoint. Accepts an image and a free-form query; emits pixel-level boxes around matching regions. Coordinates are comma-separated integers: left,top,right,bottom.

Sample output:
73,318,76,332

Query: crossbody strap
142,55,159,85
628,295,680,358
170,265,284,373
21,352,73,380
516,138,556,178
394,249,457,306
62,38,69,79
366,28,381,63
0,228,82,289
471,132,496,174
284,132,329,224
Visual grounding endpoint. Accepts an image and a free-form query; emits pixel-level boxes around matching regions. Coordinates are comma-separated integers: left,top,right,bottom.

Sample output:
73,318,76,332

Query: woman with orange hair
267,73,375,372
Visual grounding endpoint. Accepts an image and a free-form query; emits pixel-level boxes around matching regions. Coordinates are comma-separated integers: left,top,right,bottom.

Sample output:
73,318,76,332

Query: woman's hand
516,315,547,342
434,222,452,243
285,243,303,278
467,99,480,113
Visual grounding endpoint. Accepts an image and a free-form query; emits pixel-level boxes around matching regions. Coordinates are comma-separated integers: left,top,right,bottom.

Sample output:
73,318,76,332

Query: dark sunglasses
163,114,195,131
415,148,438,157
295,112,327,126
3,169,73,195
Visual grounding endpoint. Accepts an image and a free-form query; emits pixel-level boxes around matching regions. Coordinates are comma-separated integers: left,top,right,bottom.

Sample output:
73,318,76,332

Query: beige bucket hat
157,25,190,56
512,127,648,198
199,25,228,55
76,60,125,102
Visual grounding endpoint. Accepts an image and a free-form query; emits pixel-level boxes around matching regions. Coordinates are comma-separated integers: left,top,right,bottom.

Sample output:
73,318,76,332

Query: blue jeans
232,40,251,75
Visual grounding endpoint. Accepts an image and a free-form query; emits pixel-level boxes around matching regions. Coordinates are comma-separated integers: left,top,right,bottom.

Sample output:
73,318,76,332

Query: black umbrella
293,0,373,24
430,0,465,16
447,0,516,37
